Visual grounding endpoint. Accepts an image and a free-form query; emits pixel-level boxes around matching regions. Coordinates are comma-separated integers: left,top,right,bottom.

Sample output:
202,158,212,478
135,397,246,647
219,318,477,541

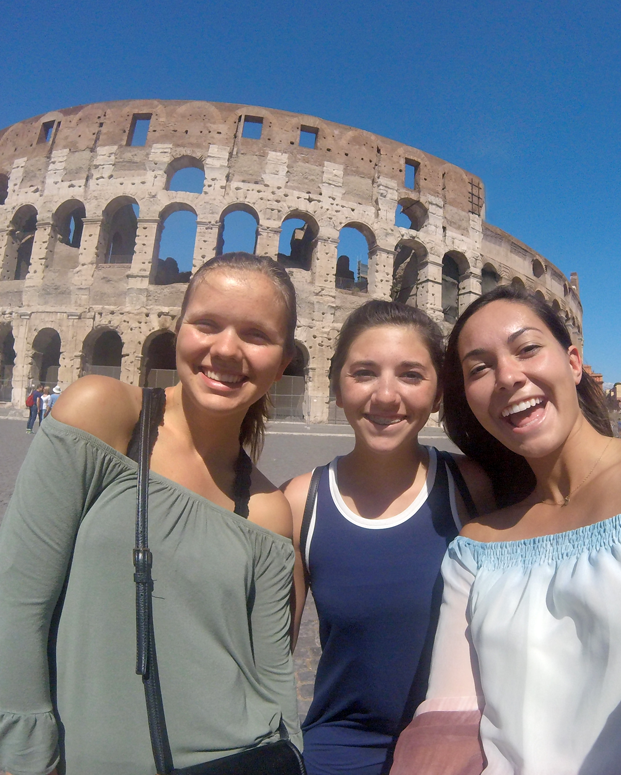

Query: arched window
442,253,462,323
217,206,259,255
277,214,318,271
336,226,371,292
55,201,86,249
103,199,139,264
270,343,308,420
153,205,197,284
392,239,426,304
31,328,61,386
394,199,427,231
511,276,526,290
532,258,545,278
82,329,123,380
142,331,178,388
166,156,205,193
1,205,37,281
481,264,500,295
0,325,15,401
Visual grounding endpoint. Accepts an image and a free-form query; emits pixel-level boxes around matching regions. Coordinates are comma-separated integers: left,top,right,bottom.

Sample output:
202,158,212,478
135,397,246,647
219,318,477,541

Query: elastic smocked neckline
455,513,621,568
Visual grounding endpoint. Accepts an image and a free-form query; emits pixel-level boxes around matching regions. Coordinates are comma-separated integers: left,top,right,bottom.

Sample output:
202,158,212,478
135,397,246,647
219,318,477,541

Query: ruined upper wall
0,99,483,216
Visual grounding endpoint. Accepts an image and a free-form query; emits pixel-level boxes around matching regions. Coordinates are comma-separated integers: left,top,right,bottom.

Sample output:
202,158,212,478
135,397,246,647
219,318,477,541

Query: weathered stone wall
0,100,583,420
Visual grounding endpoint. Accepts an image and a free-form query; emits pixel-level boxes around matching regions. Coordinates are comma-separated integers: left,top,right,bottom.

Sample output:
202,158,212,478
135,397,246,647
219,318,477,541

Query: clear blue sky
3,0,620,382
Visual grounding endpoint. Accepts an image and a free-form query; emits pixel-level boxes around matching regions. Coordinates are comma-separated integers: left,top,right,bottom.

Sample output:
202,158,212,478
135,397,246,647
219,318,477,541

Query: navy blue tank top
302,448,461,775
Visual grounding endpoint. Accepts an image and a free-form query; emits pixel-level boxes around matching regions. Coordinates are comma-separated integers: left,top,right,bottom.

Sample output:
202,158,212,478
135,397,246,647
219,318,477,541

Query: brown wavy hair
442,285,611,507
176,252,297,460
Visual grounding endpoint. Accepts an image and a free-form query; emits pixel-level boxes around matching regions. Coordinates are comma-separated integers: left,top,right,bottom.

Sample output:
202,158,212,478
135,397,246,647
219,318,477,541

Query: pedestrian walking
25,384,42,433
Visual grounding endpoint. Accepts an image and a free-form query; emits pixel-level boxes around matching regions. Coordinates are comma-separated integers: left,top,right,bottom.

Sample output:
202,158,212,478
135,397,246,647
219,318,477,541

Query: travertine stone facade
0,100,583,421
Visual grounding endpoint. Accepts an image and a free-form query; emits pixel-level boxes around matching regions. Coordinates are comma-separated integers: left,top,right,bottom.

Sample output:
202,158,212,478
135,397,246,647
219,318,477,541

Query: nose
210,326,242,361
495,355,526,391
372,374,400,406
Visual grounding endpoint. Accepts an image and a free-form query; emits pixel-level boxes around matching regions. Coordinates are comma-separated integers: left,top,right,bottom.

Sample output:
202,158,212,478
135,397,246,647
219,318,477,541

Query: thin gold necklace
537,437,614,507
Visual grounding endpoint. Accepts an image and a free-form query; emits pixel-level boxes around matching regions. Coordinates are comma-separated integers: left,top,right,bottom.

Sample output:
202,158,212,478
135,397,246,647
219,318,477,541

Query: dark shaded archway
142,331,178,387
31,328,61,386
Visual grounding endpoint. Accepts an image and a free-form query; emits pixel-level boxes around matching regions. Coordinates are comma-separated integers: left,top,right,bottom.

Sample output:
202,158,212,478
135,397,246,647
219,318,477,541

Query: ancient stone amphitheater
0,100,582,421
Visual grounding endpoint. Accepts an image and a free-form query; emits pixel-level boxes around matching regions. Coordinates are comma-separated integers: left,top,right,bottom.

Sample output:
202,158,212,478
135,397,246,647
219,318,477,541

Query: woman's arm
390,551,485,775
281,472,313,650
452,455,496,522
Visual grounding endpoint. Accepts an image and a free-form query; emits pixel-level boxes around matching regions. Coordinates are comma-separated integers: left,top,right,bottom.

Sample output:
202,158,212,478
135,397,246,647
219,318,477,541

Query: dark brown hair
443,285,611,507
176,252,297,460
330,299,445,391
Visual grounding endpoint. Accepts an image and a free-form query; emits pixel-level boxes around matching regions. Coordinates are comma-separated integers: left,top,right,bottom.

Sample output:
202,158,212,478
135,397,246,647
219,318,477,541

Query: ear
567,345,582,385
274,354,292,382
432,388,443,415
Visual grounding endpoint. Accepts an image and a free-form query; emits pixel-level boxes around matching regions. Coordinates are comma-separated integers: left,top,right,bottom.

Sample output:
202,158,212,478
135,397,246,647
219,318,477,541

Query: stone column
22,220,55,305
313,235,339,289
368,245,394,300
72,217,105,307
10,313,32,407
0,228,12,281
57,313,82,387
305,342,332,423
193,221,220,273
459,265,482,313
255,224,281,259
127,218,160,308
417,248,444,322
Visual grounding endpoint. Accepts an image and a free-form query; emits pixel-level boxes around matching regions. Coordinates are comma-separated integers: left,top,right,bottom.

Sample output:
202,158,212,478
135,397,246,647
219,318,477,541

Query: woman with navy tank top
283,301,494,775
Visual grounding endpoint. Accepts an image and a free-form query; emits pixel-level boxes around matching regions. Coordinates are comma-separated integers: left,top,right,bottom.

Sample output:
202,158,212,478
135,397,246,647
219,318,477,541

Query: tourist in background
25,383,42,433
283,300,493,775
45,385,62,417
391,286,621,774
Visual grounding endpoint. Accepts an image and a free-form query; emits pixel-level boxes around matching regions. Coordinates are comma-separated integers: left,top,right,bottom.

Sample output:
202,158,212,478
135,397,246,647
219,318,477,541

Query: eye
244,328,272,344
519,344,541,357
466,363,489,379
351,368,376,380
401,370,424,383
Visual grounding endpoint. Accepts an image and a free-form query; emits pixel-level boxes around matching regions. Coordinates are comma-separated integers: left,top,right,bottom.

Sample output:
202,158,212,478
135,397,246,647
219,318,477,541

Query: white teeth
501,397,543,417
367,415,403,426
205,370,245,384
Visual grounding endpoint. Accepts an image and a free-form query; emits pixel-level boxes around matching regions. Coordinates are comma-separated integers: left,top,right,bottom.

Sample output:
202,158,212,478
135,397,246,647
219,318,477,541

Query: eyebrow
461,327,543,362
349,360,428,370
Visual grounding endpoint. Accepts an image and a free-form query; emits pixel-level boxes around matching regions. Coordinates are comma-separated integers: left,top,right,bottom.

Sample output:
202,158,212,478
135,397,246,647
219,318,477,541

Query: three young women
283,301,493,775
392,285,621,774
0,253,302,775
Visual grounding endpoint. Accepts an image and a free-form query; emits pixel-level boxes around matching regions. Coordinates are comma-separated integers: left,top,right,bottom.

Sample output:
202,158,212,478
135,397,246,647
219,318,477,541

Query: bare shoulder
248,467,294,539
451,453,496,516
51,376,142,452
281,471,314,529
460,502,526,541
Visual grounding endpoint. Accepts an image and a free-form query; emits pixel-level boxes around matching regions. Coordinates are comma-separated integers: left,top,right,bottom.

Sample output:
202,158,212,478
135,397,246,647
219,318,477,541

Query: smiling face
336,324,441,455
458,299,583,459
175,268,290,419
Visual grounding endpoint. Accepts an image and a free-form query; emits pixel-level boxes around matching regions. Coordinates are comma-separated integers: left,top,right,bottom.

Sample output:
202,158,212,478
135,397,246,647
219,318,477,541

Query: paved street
0,416,457,724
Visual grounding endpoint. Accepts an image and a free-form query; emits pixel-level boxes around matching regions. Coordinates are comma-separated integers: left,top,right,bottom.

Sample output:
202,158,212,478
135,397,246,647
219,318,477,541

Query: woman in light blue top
391,286,621,775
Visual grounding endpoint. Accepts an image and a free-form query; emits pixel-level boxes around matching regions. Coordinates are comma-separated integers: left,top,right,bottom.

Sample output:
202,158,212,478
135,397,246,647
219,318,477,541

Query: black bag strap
134,388,174,775
299,465,327,578
436,450,478,521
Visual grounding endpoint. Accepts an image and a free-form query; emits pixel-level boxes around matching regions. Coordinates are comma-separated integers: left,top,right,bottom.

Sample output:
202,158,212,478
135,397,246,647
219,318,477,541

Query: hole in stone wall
38,121,55,144
336,227,369,292
0,174,8,205
242,116,263,139
154,207,197,284
104,201,139,263
168,166,205,193
299,126,318,149
217,208,259,255
278,215,317,271
127,114,152,146
405,159,418,189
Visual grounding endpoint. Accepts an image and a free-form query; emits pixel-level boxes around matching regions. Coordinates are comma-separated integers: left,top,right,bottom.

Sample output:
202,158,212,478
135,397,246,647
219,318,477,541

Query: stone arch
392,238,427,305
481,262,500,295
141,329,177,387
277,211,319,271
153,202,197,284
551,299,562,315
0,173,8,206
54,199,86,248
394,198,428,231
336,222,375,292
0,323,16,401
102,197,139,264
82,327,123,379
511,276,526,290
532,258,545,279
217,204,259,255
31,327,61,386
270,341,309,420
165,156,205,193
442,251,470,323
534,289,546,302
2,205,38,280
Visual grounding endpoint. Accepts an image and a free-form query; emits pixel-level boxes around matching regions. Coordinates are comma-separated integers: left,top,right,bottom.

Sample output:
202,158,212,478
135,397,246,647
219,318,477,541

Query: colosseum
0,99,583,422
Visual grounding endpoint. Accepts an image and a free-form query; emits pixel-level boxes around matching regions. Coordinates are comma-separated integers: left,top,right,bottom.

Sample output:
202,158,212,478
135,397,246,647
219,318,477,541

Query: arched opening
0,174,8,206
394,199,428,231
0,326,15,401
82,329,123,380
153,205,197,284
532,258,545,279
511,276,526,290
336,226,371,292
1,205,37,281
142,331,178,388
31,328,61,387
551,299,562,315
392,239,426,305
534,290,546,302
269,343,308,420
103,199,139,264
441,251,470,323
277,213,318,271
481,264,500,295
55,200,85,249
217,206,259,255
166,157,205,193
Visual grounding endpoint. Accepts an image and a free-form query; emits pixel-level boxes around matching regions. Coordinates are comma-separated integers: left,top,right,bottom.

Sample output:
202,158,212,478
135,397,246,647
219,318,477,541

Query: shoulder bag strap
436,450,478,521
133,387,174,775
299,465,326,579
